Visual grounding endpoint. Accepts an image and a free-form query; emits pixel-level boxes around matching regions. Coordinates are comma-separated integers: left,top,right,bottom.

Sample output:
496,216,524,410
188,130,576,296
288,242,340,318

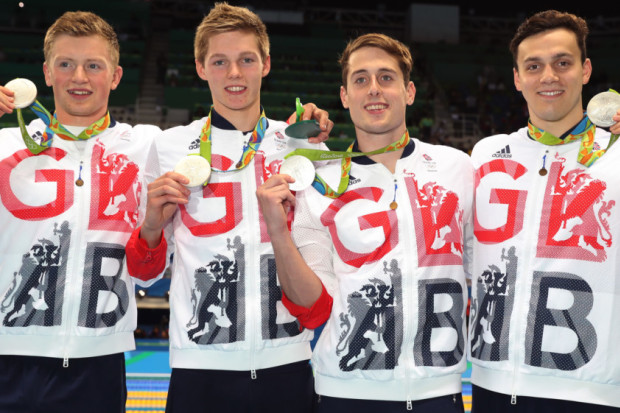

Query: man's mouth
538,90,563,97
226,86,246,92
365,103,389,111
69,90,92,96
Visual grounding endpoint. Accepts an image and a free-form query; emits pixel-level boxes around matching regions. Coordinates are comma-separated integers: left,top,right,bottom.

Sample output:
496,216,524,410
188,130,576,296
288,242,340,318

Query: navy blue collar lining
210,107,269,133
351,138,415,165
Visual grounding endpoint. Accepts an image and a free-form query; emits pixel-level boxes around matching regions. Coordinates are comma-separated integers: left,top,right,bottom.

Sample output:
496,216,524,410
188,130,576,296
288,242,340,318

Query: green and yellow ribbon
286,131,410,198
16,100,109,154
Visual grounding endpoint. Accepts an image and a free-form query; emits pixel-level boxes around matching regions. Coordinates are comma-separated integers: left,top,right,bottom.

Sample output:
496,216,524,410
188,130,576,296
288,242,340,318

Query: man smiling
469,10,620,412
257,33,473,413
0,11,159,413
43,33,122,124
124,3,332,412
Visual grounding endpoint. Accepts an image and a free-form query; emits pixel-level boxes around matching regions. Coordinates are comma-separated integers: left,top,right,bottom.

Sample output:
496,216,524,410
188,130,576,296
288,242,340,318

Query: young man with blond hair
124,3,331,412
469,10,620,412
0,11,160,412
257,32,472,412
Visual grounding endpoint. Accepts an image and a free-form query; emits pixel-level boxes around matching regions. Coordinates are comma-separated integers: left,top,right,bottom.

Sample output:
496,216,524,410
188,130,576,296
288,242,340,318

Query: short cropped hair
194,2,270,64
44,11,120,66
510,10,589,69
339,33,413,88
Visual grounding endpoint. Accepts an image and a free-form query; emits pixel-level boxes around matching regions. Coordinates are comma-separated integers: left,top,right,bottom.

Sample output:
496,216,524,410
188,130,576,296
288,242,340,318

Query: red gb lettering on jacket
180,182,242,236
537,157,614,262
405,177,464,267
474,159,528,244
321,187,398,268
179,153,246,237
0,148,74,220
89,142,141,233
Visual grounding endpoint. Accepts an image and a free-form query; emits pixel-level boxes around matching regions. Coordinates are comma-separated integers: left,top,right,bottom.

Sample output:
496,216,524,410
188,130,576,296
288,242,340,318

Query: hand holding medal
173,155,211,187
579,89,620,166
4,78,37,109
3,78,50,154
279,155,316,191
284,97,323,139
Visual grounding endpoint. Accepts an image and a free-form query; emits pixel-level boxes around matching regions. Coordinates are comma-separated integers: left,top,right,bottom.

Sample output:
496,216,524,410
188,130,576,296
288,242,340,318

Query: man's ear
340,85,349,109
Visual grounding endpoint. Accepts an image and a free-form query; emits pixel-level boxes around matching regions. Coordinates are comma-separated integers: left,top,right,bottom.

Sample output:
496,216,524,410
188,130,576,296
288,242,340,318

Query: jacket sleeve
281,283,333,330
125,226,168,283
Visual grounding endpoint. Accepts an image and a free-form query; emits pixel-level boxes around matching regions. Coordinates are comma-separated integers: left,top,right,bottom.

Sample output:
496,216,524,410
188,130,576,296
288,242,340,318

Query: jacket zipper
509,146,551,403
395,172,414,411
63,156,88,368
248,148,259,380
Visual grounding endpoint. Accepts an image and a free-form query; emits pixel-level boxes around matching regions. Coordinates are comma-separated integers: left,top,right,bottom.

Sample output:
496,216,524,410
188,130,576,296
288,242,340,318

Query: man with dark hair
257,32,472,413
469,9,620,411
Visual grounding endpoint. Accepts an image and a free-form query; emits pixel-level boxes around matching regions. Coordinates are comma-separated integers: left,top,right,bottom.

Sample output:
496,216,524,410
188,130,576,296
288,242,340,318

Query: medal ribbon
198,106,267,172
286,131,410,198
16,100,110,154
528,117,618,167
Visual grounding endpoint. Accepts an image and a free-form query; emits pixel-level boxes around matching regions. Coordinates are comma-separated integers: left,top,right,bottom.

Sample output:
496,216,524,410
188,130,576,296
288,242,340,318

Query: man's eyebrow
350,67,398,76
522,52,573,64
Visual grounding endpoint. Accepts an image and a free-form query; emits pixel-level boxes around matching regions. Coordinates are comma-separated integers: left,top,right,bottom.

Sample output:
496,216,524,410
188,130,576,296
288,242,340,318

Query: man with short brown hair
257,32,472,412
469,9,620,412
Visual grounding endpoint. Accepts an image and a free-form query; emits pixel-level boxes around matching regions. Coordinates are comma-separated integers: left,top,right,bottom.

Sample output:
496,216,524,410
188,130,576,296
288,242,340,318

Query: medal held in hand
579,89,620,166
5,78,37,109
279,155,316,191
587,90,620,128
284,97,322,139
174,155,211,187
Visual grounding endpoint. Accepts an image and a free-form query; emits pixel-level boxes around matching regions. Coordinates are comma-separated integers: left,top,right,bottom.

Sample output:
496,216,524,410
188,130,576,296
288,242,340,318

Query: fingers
610,110,620,135
141,172,192,238
0,86,15,118
257,175,297,220
258,174,296,201
308,123,333,144
147,171,191,206
302,103,333,143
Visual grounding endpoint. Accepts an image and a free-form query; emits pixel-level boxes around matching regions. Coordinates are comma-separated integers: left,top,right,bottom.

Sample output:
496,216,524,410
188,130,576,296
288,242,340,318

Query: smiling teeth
366,104,387,110
71,91,90,95
227,86,245,92
539,91,562,96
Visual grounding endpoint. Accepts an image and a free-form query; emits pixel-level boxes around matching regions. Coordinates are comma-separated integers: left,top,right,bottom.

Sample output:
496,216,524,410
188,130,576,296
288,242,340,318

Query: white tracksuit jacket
469,124,620,407
0,118,160,361
292,139,474,403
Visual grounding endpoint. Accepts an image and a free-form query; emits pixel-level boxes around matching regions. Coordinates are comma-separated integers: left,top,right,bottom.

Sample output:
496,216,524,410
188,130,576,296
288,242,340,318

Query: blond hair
194,2,269,64
44,11,120,66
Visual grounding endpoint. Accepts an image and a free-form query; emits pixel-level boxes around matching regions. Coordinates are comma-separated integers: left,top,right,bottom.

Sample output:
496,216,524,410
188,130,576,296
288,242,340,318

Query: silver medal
5,78,37,109
174,156,211,187
586,91,620,128
280,155,315,191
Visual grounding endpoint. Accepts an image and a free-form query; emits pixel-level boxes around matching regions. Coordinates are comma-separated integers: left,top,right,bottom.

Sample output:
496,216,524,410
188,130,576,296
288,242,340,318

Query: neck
55,109,107,127
356,128,407,173
213,103,261,132
530,108,585,138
